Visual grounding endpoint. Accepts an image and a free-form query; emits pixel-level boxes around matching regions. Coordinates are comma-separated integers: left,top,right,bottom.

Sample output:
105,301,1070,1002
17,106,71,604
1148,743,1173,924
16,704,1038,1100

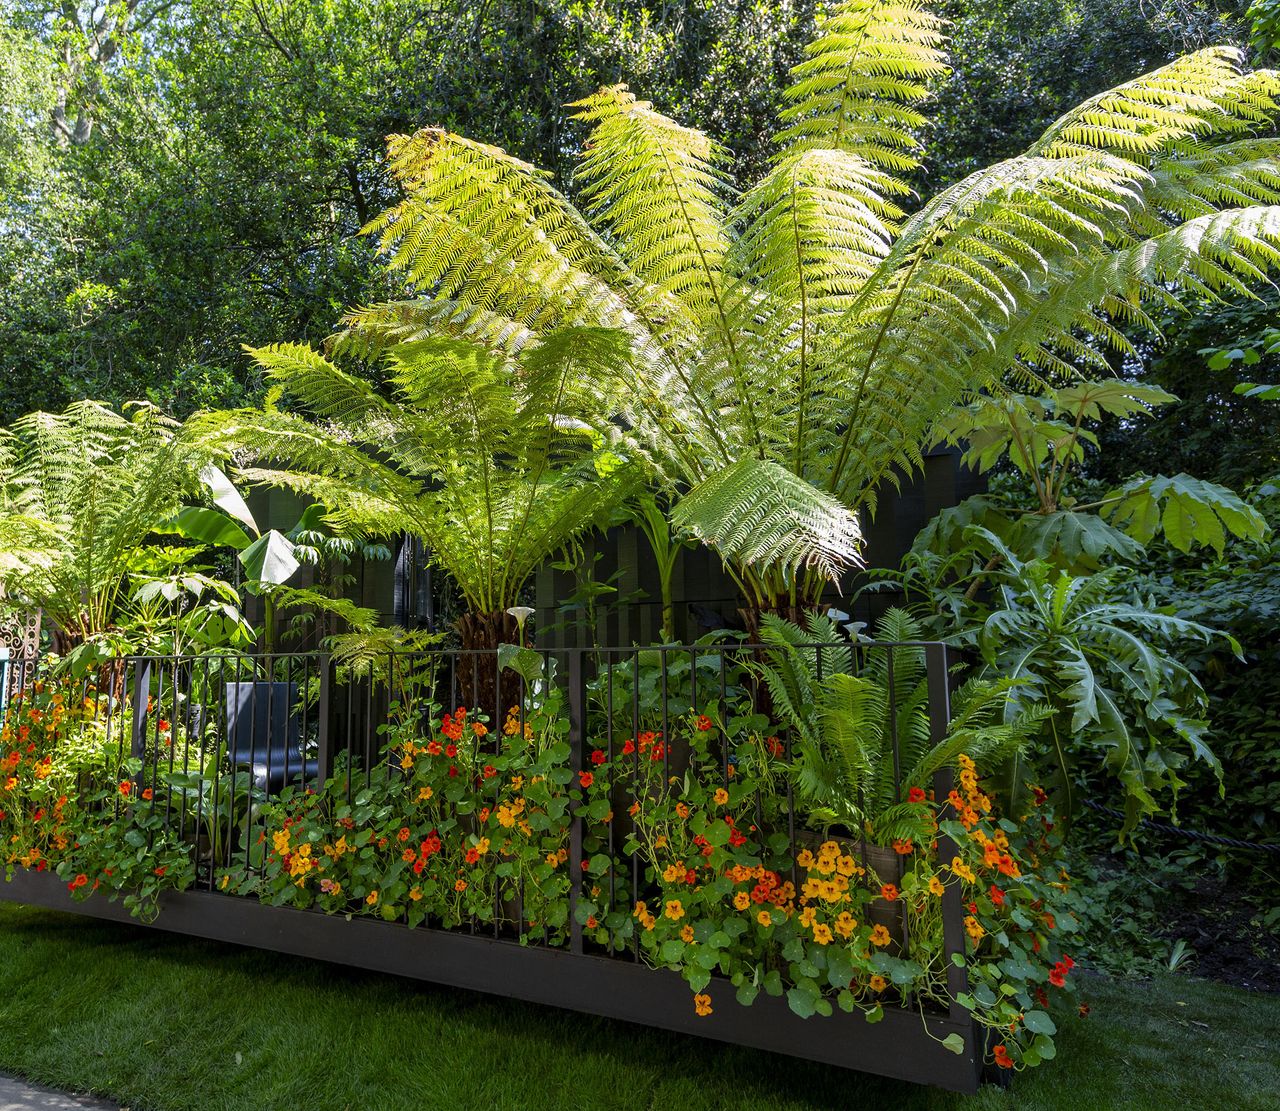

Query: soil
1151,874,1280,993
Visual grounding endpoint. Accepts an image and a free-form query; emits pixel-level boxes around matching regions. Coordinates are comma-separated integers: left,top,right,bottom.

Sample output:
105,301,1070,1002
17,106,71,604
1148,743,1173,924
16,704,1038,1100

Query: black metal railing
0,640,981,1091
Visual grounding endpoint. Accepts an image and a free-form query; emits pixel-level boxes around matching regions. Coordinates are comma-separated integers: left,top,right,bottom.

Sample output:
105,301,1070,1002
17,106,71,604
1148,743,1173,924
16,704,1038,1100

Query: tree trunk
454,610,524,726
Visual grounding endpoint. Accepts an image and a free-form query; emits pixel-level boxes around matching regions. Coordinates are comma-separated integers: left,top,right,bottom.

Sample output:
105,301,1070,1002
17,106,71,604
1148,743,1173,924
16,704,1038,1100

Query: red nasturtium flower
578,771,594,789
907,786,927,804
118,781,132,796
993,1045,1014,1069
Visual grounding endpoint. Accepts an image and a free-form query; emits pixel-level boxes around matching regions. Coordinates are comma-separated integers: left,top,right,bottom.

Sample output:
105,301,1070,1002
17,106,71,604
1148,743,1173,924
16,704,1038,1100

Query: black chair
223,680,317,793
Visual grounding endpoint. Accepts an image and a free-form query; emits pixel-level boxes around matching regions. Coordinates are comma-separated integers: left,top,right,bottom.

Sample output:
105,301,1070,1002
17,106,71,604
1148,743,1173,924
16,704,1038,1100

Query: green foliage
753,608,1035,839
931,0,1243,189
343,21,1280,609
965,535,1234,835
0,401,218,646
932,380,1270,571
0,0,820,424
1136,482,1280,844
197,327,635,622
1090,295,1280,491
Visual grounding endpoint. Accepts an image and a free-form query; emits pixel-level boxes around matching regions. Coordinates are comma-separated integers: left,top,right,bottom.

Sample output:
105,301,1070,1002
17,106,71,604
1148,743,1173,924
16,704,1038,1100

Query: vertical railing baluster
568,647,586,955
129,657,152,799
317,652,333,784
926,642,969,1026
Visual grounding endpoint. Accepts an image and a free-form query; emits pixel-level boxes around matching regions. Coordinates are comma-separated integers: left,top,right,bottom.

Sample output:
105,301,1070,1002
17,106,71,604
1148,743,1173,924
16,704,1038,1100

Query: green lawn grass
0,902,1272,1110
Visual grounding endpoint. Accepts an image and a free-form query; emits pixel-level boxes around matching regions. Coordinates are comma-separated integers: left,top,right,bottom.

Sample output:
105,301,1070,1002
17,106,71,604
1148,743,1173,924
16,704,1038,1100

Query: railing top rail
2,639,950,667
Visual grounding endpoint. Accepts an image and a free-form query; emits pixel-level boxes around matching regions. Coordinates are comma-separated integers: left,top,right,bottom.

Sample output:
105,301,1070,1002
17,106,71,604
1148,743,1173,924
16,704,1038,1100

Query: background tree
1,0,1247,428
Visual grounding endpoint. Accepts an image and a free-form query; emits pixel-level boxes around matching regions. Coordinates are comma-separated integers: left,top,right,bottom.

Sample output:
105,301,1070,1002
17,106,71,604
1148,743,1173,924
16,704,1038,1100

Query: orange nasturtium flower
869,974,888,993
693,993,713,1017
869,924,892,947
664,899,685,921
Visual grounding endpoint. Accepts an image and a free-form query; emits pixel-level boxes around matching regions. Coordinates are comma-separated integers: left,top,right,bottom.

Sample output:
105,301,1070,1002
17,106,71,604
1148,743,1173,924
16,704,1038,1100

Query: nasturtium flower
869,924,891,947
664,899,685,921
693,993,713,1017
733,891,751,911
869,975,887,993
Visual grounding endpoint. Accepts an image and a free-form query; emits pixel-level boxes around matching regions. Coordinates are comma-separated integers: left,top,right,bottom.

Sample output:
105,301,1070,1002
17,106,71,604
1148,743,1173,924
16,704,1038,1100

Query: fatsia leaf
1011,511,1144,571
1102,473,1269,554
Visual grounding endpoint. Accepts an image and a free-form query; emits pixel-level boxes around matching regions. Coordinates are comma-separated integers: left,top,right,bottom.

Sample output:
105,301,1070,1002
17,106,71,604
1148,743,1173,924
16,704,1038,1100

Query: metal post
925,642,970,1024
317,653,333,783
568,647,585,955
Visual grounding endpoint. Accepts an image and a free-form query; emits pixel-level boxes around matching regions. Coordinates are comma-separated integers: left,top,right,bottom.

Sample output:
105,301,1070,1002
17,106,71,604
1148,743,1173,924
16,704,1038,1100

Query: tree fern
0,402,218,648
194,328,636,646
251,10,1280,618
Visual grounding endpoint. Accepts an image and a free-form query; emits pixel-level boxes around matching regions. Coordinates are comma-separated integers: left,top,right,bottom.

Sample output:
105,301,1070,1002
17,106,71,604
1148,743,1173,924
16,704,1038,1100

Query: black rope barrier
1083,799,1280,856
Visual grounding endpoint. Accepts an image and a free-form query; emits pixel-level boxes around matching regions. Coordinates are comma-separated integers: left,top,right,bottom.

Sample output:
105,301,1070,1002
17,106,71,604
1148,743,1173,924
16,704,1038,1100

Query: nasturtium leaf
1023,1010,1057,1035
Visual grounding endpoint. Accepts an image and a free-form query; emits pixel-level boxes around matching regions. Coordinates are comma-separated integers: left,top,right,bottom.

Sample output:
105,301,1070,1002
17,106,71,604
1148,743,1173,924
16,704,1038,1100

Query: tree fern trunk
455,609,524,726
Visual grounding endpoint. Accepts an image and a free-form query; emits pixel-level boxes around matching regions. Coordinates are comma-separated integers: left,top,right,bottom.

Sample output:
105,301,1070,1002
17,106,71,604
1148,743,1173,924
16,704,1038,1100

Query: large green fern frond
570,85,733,331
776,0,948,181
671,457,864,582
0,401,215,640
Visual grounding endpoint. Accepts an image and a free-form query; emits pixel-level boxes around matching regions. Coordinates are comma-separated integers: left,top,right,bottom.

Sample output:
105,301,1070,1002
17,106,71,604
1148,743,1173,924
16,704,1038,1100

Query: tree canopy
0,0,1251,425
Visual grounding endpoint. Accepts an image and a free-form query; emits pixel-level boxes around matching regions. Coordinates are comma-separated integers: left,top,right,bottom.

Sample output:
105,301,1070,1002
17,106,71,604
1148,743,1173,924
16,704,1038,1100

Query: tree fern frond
776,0,948,182
570,84,733,327
671,457,864,581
